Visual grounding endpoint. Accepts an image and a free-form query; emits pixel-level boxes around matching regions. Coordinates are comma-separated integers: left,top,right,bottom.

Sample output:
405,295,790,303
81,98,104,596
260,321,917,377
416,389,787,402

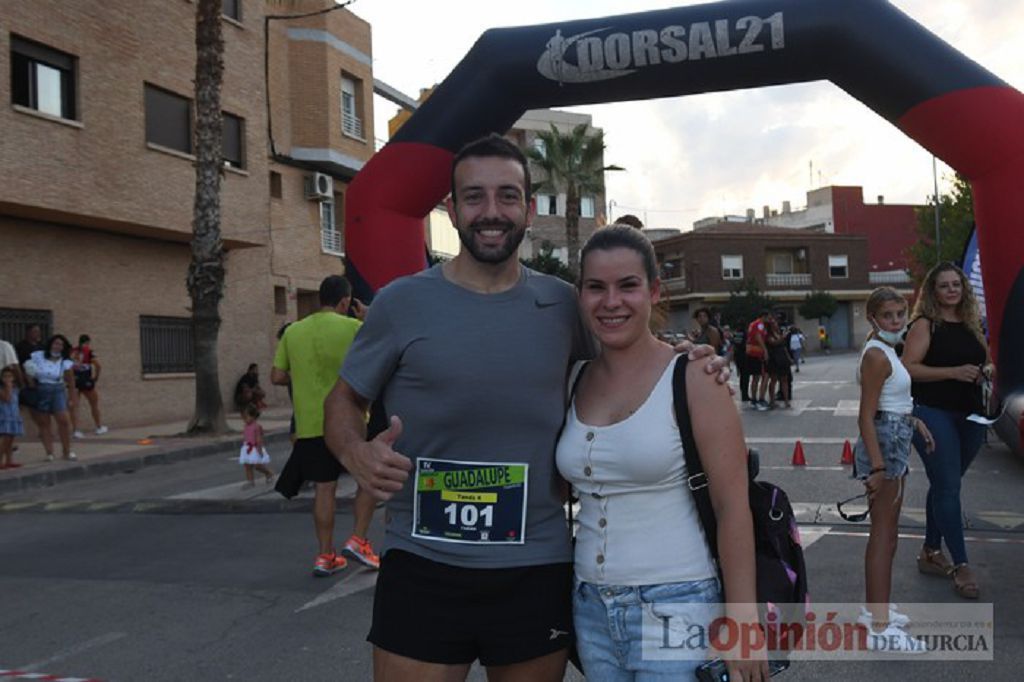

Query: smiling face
49,337,65,356
933,268,964,309
446,156,534,265
579,247,660,350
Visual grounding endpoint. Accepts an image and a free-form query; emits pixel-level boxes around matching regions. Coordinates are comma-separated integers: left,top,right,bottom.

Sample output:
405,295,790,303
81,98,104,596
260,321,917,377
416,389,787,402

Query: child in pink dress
239,403,274,488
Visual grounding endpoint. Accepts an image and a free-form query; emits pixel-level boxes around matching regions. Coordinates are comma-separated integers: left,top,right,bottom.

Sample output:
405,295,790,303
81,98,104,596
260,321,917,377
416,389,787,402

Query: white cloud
352,0,1024,228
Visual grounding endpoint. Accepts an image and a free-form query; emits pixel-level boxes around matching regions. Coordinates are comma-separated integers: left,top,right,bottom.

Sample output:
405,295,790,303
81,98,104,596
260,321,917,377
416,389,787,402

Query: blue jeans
574,576,721,681
912,404,985,565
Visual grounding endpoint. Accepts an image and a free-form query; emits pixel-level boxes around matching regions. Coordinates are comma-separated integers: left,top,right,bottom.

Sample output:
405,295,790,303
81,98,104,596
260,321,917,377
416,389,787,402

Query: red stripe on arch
345,142,454,292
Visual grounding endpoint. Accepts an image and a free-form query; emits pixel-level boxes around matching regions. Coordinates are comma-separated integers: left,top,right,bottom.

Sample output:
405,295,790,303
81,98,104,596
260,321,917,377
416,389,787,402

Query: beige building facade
1,0,376,427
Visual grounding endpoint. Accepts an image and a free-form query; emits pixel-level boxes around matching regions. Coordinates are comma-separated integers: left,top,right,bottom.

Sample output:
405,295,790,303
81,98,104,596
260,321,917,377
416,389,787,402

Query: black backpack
671,356,809,626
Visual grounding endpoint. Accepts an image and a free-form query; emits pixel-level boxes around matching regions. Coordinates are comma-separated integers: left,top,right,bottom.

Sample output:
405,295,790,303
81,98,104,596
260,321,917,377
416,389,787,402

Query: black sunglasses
837,493,872,522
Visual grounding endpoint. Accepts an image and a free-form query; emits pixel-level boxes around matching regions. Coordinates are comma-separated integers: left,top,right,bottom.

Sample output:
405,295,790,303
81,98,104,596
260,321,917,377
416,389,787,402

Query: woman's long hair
911,262,986,348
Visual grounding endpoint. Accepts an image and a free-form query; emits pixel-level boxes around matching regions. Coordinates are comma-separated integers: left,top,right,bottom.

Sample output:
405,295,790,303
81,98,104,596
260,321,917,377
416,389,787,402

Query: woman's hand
726,657,770,682
949,364,981,383
864,469,885,502
915,418,936,453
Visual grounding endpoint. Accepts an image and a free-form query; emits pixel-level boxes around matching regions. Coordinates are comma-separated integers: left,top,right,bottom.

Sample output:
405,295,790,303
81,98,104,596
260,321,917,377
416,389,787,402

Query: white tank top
857,339,913,415
555,356,718,586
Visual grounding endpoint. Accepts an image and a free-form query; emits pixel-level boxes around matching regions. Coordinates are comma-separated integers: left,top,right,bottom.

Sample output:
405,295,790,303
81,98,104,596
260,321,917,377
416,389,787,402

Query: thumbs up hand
376,415,403,447
342,415,412,501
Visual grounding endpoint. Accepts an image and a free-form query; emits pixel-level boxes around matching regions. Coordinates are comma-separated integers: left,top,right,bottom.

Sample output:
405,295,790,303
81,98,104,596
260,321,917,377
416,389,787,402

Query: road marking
747,437,854,444
762,465,847,471
797,525,831,549
20,631,125,673
296,567,378,613
825,530,1024,545
169,481,275,501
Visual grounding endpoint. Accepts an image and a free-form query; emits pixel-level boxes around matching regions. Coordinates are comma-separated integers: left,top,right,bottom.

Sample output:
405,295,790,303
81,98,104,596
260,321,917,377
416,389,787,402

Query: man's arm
324,379,411,501
270,367,290,386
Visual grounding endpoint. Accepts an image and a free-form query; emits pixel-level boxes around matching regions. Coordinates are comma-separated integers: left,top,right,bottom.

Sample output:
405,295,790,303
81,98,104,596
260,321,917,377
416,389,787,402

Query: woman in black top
903,263,991,599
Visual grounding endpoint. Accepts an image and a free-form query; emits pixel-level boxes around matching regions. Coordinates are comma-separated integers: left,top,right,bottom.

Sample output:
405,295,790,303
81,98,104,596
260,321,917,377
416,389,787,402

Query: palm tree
188,0,227,434
526,123,623,276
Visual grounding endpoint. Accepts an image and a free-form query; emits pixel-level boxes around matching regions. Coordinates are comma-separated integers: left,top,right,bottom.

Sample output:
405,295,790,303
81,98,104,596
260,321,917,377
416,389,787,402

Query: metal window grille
0,308,53,346
139,315,194,374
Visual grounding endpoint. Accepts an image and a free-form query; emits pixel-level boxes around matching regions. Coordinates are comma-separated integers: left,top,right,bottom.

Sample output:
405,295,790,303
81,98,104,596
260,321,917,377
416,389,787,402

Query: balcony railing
766,273,812,287
661,276,688,294
342,111,364,139
869,270,912,285
321,227,343,255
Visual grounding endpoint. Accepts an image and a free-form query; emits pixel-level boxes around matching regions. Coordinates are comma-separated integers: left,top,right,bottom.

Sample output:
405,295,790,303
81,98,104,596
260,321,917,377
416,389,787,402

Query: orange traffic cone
841,439,854,465
791,440,807,466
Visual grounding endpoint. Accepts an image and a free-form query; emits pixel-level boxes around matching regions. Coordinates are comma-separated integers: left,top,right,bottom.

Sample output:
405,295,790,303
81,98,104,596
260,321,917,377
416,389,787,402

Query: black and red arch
345,0,1024,408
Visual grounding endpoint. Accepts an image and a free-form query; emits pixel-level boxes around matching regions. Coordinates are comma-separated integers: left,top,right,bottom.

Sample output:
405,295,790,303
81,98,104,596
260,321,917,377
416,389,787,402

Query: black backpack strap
672,356,721,560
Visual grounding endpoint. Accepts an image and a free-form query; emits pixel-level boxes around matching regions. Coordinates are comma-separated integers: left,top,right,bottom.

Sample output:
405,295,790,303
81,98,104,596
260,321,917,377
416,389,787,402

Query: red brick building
652,222,912,350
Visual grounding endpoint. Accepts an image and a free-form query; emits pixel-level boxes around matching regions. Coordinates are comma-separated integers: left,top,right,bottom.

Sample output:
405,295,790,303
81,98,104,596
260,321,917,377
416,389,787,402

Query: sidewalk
0,406,292,495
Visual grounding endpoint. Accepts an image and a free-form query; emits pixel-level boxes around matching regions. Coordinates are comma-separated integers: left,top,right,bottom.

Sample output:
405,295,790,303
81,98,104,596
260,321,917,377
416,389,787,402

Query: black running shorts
274,437,343,498
368,549,573,666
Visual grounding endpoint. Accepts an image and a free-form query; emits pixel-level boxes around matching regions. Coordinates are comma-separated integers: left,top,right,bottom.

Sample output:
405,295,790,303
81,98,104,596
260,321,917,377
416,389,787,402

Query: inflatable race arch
344,0,1024,442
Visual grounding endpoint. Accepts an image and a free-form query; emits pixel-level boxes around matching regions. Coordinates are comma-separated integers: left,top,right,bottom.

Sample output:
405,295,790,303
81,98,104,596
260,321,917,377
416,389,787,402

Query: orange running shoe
341,535,380,569
312,552,347,577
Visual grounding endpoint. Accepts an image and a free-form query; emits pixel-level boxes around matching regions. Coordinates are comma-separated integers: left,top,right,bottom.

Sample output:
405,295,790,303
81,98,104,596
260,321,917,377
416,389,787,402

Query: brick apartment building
745,185,921,272
652,222,913,350
0,0,375,426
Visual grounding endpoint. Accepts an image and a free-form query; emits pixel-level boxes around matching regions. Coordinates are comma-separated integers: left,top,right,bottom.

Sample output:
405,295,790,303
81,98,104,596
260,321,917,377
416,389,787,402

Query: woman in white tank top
852,287,935,652
556,226,766,681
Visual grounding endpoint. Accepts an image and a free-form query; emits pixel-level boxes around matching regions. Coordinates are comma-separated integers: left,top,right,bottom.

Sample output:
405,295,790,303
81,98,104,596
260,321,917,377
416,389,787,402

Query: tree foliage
720,278,775,330
521,242,574,284
799,290,839,321
525,123,623,277
909,172,974,282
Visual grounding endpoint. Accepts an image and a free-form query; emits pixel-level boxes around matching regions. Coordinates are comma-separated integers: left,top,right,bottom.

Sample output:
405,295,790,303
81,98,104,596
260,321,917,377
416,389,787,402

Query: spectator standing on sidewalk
745,310,771,410
25,335,76,462
766,316,792,409
903,262,991,599
690,307,723,354
71,334,108,438
14,325,43,411
1,366,24,469
853,287,934,651
271,275,379,576
788,327,806,371
732,325,752,403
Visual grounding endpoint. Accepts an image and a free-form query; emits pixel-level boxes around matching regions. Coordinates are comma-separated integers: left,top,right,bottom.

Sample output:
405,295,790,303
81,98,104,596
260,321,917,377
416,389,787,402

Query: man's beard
456,217,527,264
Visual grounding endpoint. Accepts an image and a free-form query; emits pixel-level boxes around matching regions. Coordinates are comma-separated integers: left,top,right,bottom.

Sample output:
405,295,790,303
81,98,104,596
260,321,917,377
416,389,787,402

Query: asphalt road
1,352,1022,681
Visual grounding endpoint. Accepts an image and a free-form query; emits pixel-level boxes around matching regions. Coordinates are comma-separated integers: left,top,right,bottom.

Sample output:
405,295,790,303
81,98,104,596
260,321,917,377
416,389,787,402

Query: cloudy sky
349,0,1024,230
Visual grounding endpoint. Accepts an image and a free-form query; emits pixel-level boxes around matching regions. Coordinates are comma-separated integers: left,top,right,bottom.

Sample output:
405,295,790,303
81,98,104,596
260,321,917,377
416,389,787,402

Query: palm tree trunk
187,0,228,434
565,183,581,278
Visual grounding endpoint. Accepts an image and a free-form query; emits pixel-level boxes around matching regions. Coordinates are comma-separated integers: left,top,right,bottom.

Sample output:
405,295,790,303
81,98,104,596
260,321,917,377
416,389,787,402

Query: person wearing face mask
26,334,77,462
852,288,935,652
903,263,992,599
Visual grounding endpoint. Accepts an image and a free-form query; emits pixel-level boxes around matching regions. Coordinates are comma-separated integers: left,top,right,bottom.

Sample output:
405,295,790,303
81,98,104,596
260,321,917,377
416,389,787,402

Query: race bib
412,458,528,545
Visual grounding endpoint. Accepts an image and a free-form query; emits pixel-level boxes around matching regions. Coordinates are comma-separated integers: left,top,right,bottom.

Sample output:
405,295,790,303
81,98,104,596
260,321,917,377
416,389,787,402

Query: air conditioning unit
304,172,334,201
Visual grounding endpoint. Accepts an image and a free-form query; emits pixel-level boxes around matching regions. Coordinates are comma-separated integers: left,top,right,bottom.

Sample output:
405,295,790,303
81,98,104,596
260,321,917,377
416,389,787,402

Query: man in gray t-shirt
326,135,587,680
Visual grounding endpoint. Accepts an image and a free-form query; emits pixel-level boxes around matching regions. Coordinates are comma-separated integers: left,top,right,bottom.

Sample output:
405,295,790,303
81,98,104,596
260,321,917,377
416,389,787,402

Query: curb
0,429,292,496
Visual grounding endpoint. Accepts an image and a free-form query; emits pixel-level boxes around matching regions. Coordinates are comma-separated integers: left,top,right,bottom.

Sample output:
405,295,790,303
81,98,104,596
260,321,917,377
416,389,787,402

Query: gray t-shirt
340,264,593,568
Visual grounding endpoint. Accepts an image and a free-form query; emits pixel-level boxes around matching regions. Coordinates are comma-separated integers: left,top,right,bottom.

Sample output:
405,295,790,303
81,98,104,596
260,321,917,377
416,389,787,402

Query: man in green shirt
272,275,379,577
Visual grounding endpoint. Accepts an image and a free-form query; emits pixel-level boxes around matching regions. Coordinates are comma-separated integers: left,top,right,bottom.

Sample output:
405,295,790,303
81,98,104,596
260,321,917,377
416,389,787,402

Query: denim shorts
33,382,68,415
853,411,913,480
574,576,722,680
